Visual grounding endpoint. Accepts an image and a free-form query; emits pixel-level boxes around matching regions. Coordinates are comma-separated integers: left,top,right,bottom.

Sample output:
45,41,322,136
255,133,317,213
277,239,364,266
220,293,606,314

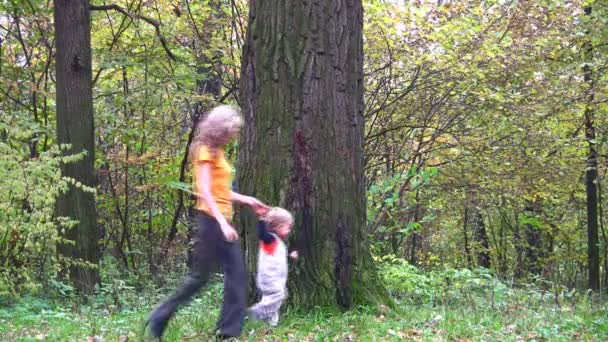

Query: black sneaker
145,307,172,339
215,332,239,341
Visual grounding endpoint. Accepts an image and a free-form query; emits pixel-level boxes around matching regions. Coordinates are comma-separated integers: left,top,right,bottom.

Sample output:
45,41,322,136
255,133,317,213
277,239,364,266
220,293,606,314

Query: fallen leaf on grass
527,332,539,339
401,328,423,340
396,331,408,339
334,334,355,342
374,314,385,322
424,314,443,328
118,335,128,342
342,334,354,342
407,328,422,336
400,329,423,342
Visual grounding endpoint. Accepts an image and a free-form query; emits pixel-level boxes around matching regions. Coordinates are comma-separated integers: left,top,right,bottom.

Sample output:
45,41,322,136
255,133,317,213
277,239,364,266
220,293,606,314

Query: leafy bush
378,254,508,306
0,140,83,299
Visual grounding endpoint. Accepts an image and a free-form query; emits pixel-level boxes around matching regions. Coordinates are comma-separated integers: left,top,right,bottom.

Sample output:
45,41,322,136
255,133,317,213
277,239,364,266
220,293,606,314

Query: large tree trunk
54,0,99,294
238,0,386,309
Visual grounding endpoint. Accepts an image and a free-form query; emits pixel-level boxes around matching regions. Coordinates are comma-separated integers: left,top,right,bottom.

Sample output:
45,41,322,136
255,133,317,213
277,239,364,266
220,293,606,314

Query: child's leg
249,287,285,323
269,311,279,327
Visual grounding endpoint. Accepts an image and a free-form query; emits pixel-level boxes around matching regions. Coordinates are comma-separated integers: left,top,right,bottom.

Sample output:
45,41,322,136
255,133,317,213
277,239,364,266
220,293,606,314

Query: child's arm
288,232,303,261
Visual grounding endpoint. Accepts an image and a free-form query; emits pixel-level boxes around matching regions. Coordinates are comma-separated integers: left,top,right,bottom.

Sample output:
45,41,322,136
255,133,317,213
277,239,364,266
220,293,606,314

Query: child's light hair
263,207,294,230
190,105,243,158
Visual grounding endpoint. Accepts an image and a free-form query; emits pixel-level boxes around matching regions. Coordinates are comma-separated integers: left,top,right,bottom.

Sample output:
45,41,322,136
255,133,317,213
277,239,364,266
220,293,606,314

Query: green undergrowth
1,264,607,341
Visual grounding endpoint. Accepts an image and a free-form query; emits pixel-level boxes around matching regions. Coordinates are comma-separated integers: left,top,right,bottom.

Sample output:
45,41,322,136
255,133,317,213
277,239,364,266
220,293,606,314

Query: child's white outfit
248,221,289,326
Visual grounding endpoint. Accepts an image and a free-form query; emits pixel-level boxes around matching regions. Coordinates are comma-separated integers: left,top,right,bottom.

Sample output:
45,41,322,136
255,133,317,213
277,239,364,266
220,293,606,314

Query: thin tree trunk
238,0,387,309
165,1,224,251
583,5,599,291
598,174,607,289
384,133,400,255
54,0,99,294
120,66,134,269
523,203,544,277
498,215,507,275
409,191,420,265
473,211,491,269
463,207,473,268
513,215,525,280
138,57,158,275
106,165,129,268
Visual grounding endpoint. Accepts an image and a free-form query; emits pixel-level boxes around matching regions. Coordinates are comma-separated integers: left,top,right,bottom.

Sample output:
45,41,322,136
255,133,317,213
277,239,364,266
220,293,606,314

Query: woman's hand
220,221,239,241
229,191,269,216
249,198,270,216
242,194,269,216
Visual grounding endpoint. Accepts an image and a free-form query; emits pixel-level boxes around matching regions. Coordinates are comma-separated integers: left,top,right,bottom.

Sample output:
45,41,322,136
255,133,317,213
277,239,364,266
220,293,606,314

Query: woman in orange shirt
146,105,267,340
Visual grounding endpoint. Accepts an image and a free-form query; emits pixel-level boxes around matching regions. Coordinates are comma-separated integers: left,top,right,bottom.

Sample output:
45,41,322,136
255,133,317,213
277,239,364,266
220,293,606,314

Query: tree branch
90,4,177,61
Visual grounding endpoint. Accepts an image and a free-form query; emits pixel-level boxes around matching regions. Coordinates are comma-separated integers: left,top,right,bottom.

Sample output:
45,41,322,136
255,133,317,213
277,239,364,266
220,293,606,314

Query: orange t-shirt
193,145,233,219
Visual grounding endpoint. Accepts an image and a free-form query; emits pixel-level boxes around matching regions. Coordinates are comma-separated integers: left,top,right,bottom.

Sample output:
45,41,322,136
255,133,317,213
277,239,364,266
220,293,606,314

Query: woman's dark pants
147,212,247,337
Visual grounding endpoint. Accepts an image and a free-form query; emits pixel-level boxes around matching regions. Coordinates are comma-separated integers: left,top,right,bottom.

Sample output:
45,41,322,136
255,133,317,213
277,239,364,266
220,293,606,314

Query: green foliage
367,166,438,255
1,268,607,341
0,141,80,299
363,0,608,284
2,0,608,307
378,254,508,306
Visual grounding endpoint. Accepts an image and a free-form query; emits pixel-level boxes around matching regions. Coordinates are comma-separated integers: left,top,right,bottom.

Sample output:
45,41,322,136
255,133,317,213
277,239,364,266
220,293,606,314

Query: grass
1,278,607,341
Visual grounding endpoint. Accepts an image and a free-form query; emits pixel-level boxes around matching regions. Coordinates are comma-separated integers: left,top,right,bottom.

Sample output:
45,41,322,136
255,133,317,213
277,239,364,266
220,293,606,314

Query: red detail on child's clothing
260,240,279,255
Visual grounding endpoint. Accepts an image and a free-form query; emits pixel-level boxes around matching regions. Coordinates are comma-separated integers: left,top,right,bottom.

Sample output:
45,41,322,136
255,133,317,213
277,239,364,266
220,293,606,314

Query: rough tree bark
237,0,387,309
54,0,99,294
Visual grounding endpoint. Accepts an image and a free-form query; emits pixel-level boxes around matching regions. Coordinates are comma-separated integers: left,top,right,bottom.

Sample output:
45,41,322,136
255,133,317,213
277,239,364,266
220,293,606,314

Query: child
249,207,297,326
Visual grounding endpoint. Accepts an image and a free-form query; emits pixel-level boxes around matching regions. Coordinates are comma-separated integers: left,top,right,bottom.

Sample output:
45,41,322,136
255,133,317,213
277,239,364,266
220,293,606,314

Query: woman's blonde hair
190,105,243,159
263,207,294,230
